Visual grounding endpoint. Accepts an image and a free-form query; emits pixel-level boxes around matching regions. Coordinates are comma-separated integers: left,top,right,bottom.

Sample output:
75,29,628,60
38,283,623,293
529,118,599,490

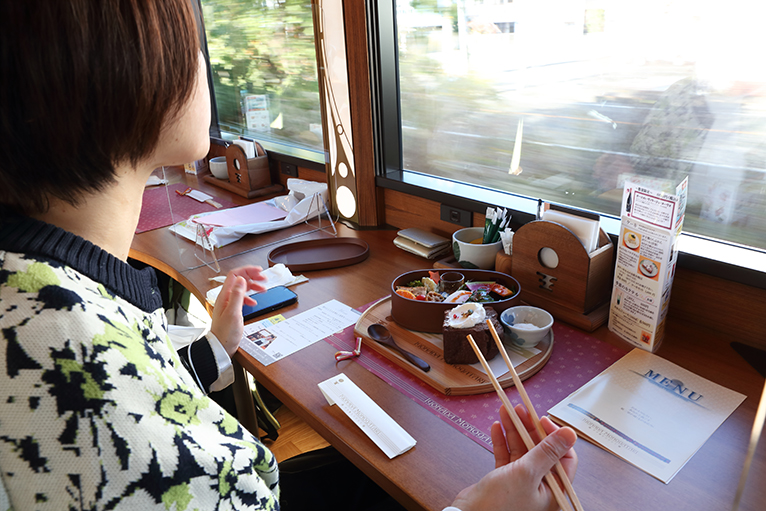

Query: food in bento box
395,275,514,304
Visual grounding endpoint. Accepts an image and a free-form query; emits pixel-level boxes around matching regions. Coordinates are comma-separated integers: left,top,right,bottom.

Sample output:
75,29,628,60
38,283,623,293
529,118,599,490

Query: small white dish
500,306,553,348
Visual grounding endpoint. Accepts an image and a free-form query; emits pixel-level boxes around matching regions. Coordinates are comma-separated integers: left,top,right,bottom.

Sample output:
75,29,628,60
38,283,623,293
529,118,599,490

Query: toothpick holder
511,220,614,331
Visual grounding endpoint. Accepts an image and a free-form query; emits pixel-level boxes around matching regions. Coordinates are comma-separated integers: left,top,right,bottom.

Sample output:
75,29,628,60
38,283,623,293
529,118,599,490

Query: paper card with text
549,349,745,483
608,177,688,352
239,300,360,366
319,373,416,459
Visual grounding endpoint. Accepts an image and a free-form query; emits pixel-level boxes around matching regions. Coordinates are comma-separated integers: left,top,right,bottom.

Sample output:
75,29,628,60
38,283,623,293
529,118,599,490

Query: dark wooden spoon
367,323,430,372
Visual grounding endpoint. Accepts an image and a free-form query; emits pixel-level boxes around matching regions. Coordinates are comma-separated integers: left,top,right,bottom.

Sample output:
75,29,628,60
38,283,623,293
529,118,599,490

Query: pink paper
193,201,288,227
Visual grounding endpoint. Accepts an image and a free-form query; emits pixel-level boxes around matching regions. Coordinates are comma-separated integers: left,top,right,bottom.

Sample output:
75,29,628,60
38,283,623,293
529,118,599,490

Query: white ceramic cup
209,156,228,179
452,226,502,270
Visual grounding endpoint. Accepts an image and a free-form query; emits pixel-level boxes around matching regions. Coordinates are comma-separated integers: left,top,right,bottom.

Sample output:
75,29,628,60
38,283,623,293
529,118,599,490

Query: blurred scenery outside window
202,0,324,155
397,0,766,251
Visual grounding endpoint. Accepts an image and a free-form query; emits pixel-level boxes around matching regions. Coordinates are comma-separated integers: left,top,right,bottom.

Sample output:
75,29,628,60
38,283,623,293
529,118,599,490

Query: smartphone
242,286,298,321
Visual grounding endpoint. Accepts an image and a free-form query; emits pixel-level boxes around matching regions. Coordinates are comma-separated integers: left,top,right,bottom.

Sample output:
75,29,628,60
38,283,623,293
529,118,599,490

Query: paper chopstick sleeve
319,373,416,459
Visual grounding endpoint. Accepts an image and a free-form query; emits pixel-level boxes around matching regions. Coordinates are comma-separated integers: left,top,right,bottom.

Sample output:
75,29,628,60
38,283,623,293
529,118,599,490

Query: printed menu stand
608,178,688,352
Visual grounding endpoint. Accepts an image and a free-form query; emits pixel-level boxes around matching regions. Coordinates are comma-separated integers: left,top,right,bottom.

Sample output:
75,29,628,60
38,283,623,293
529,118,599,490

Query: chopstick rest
465,333,577,511
335,336,363,361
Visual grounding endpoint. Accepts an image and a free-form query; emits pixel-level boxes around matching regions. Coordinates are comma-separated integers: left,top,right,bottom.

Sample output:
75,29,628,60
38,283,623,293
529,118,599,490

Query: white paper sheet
239,300,360,366
169,179,330,247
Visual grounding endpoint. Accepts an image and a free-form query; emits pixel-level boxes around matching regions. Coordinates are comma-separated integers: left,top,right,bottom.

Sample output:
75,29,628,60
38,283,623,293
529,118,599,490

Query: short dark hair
0,0,200,215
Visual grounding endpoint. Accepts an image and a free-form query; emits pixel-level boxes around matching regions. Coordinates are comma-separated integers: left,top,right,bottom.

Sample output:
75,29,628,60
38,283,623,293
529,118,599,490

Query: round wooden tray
354,296,553,395
267,237,369,271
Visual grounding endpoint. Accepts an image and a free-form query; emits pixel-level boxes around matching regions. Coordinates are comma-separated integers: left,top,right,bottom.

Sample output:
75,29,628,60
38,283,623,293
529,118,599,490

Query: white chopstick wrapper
319,374,416,459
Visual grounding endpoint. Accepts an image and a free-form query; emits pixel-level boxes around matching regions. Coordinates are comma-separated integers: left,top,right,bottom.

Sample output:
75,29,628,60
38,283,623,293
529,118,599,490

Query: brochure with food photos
549,349,745,483
608,177,688,352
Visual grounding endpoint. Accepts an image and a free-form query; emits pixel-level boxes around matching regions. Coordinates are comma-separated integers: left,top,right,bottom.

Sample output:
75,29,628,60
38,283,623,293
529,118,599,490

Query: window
202,0,323,159
375,0,766,261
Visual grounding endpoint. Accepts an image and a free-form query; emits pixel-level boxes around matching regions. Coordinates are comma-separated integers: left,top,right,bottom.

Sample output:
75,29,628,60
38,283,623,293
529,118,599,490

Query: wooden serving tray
354,296,553,395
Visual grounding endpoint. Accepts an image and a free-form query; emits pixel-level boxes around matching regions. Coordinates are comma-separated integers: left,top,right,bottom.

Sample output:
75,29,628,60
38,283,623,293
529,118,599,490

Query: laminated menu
608,178,688,352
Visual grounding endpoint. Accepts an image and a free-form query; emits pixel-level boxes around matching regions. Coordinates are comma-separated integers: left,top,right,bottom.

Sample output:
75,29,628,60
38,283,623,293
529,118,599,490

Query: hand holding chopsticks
485,319,584,511
459,321,583,511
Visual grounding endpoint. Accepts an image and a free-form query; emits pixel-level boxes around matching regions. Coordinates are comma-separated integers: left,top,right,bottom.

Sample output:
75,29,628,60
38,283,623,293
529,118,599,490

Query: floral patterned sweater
0,217,279,510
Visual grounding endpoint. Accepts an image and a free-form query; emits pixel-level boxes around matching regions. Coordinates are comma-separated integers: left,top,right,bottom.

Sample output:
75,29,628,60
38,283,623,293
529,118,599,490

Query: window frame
199,0,327,164
199,0,766,289
366,0,766,290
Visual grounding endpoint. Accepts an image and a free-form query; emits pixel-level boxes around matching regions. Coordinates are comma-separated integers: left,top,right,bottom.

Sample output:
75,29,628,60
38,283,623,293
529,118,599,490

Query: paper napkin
206,263,307,305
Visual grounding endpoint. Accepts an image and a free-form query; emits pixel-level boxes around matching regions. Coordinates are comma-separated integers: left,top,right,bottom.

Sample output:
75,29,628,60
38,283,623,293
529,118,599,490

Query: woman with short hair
0,2,577,510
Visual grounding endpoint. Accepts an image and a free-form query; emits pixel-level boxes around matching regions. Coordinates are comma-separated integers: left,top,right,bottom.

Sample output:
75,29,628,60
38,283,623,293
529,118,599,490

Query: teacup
209,156,228,179
452,227,503,270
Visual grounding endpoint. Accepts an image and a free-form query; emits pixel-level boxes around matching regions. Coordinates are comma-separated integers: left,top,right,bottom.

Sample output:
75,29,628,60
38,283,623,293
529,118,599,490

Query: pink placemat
137,183,238,233
325,301,626,452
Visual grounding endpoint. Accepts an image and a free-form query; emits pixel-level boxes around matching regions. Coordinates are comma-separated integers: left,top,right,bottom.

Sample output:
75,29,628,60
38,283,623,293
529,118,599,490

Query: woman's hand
210,266,268,356
450,404,578,511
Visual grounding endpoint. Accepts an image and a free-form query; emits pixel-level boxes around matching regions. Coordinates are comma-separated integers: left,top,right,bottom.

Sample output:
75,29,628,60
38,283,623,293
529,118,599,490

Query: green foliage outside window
202,0,323,151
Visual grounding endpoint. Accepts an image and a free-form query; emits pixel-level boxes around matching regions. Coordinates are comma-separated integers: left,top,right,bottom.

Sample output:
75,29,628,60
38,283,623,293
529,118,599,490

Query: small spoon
367,323,430,372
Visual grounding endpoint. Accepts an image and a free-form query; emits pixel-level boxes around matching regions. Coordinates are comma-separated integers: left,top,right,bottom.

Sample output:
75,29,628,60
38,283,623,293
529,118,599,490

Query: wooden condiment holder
202,142,283,198
510,220,614,331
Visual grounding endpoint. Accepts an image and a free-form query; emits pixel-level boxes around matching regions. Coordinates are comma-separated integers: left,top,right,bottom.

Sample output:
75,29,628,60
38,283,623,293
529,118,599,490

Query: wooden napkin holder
511,220,614,331
202,143,283,198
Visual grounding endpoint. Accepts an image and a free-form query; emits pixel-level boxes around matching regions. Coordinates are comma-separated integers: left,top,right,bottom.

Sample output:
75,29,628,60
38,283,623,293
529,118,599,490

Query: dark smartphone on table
242,285,298,321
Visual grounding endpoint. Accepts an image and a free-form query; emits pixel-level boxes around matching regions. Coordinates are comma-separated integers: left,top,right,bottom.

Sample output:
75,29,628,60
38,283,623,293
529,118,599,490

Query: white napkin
145,175,168,187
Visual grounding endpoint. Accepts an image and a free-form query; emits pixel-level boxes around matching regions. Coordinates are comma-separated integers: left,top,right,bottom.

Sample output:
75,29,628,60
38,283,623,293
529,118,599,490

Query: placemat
137,183,237,233
324,300,626,452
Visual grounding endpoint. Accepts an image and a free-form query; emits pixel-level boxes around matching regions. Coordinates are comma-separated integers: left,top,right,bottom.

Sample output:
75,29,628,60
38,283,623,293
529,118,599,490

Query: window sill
378,170,766,290
219,131,325,168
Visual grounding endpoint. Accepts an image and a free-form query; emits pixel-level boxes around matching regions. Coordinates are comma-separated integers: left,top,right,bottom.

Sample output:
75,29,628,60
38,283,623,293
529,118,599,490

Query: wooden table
131,174,766,511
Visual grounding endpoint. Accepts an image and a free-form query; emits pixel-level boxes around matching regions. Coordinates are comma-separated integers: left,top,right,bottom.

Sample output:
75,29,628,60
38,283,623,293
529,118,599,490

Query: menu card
608,177,688,352
549,349,745,483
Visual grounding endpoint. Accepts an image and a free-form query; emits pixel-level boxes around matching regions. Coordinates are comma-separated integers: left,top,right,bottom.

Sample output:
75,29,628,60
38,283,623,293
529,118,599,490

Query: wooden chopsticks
486,319,583,511
465,319,583,511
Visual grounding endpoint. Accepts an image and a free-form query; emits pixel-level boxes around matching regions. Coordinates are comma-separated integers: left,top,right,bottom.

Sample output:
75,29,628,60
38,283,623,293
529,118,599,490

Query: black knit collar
0,215,162,312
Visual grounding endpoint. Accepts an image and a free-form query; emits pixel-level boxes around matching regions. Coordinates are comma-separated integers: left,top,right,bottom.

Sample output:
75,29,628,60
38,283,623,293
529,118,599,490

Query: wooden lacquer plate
268,237,369,271
354,296,553,395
